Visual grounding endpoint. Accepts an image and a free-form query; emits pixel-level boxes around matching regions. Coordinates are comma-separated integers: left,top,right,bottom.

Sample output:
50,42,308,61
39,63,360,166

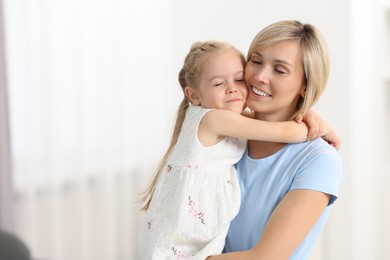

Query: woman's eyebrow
253,51,293,68
274,59,293,68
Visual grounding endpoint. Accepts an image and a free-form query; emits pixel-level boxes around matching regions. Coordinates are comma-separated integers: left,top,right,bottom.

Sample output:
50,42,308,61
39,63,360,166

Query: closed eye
275,66,287,74
250,53,263,65
251,59,262,65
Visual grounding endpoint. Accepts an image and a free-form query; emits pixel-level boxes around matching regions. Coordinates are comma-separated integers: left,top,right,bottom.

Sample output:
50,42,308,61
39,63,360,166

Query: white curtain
3,0,178,259
0,0,14,232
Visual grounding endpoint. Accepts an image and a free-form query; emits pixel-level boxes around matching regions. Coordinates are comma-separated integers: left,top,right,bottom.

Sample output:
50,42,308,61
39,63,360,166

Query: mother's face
245,40,306,121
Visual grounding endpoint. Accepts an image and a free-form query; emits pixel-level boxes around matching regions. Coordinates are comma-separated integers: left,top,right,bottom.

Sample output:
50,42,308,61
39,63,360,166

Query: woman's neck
247,139,286,159
248,112,292,159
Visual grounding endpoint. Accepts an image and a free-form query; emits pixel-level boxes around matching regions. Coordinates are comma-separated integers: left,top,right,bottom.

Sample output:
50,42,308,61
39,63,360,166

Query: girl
138,41,338,260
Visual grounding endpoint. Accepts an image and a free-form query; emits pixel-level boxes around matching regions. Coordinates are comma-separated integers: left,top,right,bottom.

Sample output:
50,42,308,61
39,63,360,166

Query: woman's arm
207,190,330,260
200,109,310,144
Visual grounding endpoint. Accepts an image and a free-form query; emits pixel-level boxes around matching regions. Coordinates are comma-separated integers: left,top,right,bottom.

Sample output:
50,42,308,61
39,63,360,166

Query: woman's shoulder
286,138,343,172
288,138,340,155
306,138,342,159
291,138,343,204
296,138,343,177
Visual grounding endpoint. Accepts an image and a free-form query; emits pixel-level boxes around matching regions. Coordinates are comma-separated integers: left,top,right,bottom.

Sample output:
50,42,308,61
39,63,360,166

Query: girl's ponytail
140,97,189,211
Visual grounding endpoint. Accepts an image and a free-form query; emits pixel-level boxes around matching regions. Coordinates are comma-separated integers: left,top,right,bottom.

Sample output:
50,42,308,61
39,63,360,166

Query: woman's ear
184,86,200,105
300,86,307,98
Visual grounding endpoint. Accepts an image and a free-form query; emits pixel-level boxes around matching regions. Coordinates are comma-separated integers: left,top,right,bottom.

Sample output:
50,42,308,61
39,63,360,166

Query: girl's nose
227,87,238,94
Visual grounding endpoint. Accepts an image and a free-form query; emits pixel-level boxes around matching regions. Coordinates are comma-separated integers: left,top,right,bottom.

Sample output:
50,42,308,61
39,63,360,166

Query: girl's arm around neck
199,109,308,144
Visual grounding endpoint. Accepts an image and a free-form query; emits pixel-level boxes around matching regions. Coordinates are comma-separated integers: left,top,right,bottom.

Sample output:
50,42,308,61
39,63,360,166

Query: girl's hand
322,128,341,150
296,110,341,150
295,110,323,140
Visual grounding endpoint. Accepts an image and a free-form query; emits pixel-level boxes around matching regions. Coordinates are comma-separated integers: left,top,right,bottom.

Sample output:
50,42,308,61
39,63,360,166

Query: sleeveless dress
138,105,246,259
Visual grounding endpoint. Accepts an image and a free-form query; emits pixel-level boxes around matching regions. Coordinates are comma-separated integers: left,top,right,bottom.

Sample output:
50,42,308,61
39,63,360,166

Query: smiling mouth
252,87,271,97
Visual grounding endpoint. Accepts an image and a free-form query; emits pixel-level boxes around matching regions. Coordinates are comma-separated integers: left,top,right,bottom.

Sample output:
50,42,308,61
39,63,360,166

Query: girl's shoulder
186,105,213,119
180,105,214,141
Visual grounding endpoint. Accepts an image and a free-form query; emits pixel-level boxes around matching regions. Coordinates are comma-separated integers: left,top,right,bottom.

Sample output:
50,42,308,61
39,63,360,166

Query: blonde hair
248,20,329,119
140,41,245,211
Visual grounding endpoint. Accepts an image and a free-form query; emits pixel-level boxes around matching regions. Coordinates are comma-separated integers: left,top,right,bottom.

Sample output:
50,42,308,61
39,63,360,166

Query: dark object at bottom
0,229,31,260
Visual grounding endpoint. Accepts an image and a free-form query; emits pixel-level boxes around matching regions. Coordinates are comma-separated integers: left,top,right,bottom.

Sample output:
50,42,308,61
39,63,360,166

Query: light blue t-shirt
224,138,343,259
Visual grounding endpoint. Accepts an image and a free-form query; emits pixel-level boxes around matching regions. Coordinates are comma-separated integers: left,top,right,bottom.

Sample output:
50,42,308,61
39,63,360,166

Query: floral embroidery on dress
166,164,173,173
147,220,152,230
186,164,199,170
188,196,205,224
171,247,185,259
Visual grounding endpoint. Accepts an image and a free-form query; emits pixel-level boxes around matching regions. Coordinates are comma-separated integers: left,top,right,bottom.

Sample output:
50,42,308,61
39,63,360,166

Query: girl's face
245,40,306,121
187,50,247,114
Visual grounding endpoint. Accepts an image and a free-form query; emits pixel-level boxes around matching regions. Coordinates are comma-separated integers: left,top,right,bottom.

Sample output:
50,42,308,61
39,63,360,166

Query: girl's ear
184,86,200,105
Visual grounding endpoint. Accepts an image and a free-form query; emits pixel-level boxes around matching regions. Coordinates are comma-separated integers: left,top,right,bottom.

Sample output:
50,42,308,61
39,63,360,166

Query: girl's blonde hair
140,41,245,211
248,20,330,119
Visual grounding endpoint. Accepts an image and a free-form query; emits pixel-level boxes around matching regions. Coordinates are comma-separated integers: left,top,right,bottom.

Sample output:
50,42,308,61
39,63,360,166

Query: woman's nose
255,67,270,84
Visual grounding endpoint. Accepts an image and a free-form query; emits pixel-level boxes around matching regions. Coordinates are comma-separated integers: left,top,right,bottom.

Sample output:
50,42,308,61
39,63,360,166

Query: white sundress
138,105,246,260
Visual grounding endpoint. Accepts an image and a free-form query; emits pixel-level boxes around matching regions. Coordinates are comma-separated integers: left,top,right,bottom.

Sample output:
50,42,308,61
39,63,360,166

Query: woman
208,20,343,259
